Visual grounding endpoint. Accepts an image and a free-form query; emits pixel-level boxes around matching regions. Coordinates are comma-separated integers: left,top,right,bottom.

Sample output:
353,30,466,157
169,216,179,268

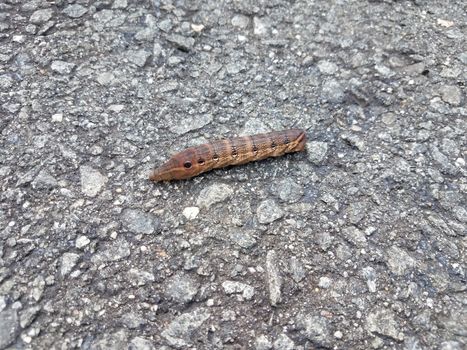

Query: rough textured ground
0,0,466,349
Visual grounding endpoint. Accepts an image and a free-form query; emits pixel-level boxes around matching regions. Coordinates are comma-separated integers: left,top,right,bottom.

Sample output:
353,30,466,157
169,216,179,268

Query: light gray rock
257,200,284,224
318,276,332,289
229,229,257,249
161,308,210,348
91,238,131,263
112,0,128,9
266,250,282,306
255,335,272,350
196,183,233,208
273,334,295,350
276,179,304,203
63,4,88,18
342,226,367,246
76,236,90,249
289,257,306,283
222,280,255,300
129,337,155,350
439,85,462,106
121,209,159,235
30,9,53,24
60,252,80,277
90,330,128,350
166,34,195,51
128,268,155,287
165,273,200,304
317,60,339,75
170,114,213,135
51,60,76,74
385,246,416,275
253,17,269,36
296,314,330,346
322,79,345,103
362,266,377,293
366,308,404,341
121,312,146,329
80,165,107,197
306,141,328,164
0,308,19,349
19,305,41,328
32,169,58,189
127,50,152,68
231,15,249,29
96,72,116,85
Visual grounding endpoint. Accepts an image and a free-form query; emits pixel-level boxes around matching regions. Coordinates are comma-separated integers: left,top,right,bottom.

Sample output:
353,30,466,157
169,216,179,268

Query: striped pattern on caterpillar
149,129,307,182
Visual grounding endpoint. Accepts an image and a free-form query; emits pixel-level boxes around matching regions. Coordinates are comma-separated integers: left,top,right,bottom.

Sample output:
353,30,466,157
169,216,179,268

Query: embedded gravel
0,0,466,349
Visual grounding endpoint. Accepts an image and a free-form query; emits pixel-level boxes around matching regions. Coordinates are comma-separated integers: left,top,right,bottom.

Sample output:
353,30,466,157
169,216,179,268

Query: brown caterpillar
149,128,307,182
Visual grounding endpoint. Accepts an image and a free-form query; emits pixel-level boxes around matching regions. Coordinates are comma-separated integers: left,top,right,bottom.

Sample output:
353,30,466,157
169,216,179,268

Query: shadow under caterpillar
149,128,307,182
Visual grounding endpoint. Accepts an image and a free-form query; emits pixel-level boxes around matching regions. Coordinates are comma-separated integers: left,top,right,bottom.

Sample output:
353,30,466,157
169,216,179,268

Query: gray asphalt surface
0,0,466,349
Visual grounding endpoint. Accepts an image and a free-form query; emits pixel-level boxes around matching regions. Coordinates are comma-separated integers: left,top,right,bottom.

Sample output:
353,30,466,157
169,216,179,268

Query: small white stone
52,113,63,122
182,207,200,220
334,331,343,339
191,23,204,32
108,104,125,112
76,235,90,249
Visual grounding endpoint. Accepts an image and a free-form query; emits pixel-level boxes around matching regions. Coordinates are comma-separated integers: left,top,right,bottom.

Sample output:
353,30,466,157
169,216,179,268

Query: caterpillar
149,128,307,182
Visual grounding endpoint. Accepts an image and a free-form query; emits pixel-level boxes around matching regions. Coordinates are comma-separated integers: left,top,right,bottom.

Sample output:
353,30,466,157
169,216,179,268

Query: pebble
385,246,416,275
196,183,233,208
29,9,53,24
306,141,328,164
318,276,332,289
257,199,284,224
63,4,88,18
222,281,255,300
127,268,155,287
439,85,462,106
112,0,128,9
182,207,200,220
121,312,146,329
80,165,107,197
366,308,404,341
60,252,80,277
317,60,339,75
322,79,345,103
91,330,128,350
289,257,306,282
253,17,269,36
126,49,152,67
19,306,41,328
342,226,367,247
75,236,90,249
166,34,195,51
51,60,76,74
255,335,272,350
231,15,249,29
334,330,343,339
362,266,377,293
0,308,19,349
165,273,200,304
96,72,116,86
266,250,282,306
169,114,213,135
121,208,159,235
161,308,210,348
129,337,154,350
276,178,304,203
229,229,257,249
273,334,295,350
91,238,131,263
296,314,330,346
32,170,58,190
51,113,63,122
